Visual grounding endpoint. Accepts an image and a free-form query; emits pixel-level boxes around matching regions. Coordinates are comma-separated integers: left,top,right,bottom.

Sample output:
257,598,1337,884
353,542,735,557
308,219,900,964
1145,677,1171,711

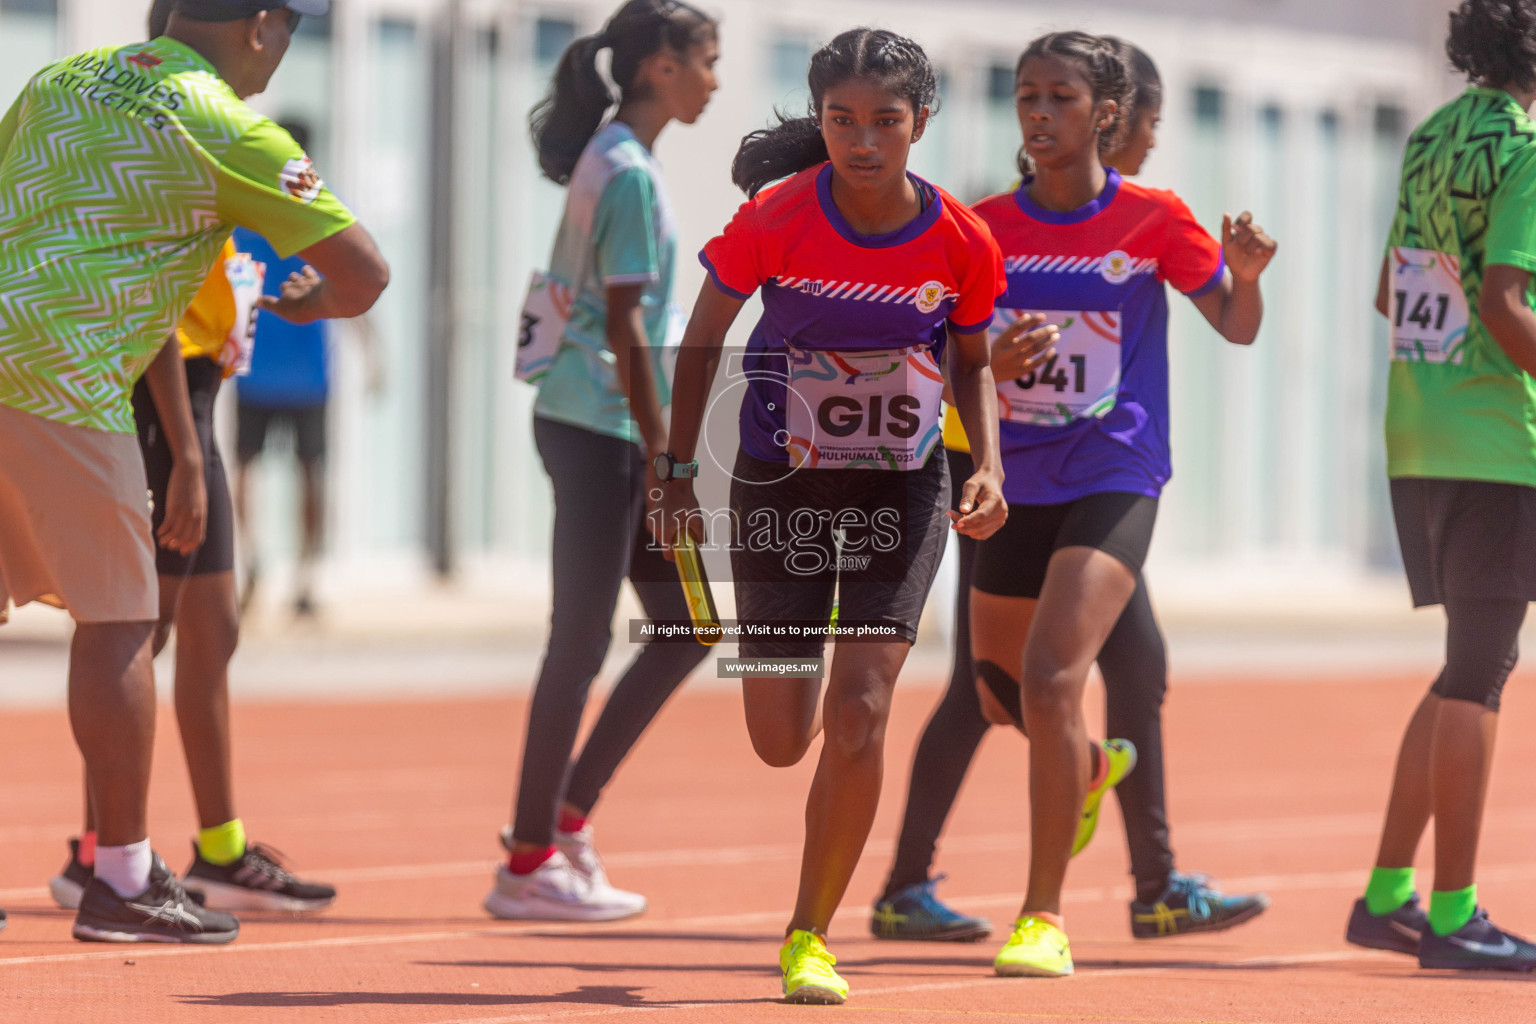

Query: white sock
95,839,153,898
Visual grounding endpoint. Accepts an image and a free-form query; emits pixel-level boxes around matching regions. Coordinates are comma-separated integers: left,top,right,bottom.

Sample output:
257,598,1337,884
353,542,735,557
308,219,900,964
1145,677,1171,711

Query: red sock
508,846,556,876
557,809,587,834
1088,742,1108,789
79,831,97,868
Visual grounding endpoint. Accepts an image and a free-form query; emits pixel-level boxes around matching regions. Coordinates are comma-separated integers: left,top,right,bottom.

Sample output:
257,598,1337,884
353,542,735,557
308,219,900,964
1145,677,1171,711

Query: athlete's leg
742,675,824,768
882,529,988,898
1371,692,1439,873
509,419,637,852
1372,598,1523,887
172,571,241,830
233,401,266,615
561,514,711,817
70,621,157,846
1427,598,1522,893
1097,576,1174,898
1016,547,1137,917
80,569,186,840
292,402,327,614
787,639,910,935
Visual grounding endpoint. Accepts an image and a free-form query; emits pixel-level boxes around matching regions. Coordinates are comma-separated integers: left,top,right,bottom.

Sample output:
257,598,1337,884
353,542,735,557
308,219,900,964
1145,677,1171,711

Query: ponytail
530,35,611,185
731,27,938,197
732,115,828,198
529,0,717,186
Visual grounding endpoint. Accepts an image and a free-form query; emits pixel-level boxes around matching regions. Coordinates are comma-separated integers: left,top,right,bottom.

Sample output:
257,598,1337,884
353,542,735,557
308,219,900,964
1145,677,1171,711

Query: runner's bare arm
945,326,1008,541
1190,211,1276,346
1481,264,1536,378
259,224,390,323
1376,255,1391,319
656,280,746,554
141,333,207,556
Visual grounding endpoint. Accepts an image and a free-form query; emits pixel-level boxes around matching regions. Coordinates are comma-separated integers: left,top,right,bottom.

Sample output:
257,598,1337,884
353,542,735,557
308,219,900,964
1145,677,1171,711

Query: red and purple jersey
974,168,1224,504
701,163,1005,465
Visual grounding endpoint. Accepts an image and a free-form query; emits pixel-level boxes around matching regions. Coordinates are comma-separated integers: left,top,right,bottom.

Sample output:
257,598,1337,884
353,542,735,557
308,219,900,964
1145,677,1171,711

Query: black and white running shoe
1,907,7,933
72,855,238,944
181,841,336,912
49,837,94,911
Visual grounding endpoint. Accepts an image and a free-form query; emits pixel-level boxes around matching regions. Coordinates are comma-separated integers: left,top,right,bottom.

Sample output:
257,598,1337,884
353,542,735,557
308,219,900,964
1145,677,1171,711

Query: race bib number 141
1390,246,1470,364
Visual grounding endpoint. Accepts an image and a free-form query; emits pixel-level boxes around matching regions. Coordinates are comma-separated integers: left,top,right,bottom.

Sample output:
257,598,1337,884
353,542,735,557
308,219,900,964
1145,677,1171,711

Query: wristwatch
653,452,699,482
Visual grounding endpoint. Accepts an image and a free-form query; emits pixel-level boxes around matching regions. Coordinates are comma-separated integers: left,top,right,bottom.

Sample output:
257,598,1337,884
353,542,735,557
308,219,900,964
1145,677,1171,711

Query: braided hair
731,28,939,197
530,0,717,185
1013,31,1132,178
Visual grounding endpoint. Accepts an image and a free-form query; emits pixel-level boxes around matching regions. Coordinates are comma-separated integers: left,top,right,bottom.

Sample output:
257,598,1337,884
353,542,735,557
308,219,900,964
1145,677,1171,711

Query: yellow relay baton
674,530,723,646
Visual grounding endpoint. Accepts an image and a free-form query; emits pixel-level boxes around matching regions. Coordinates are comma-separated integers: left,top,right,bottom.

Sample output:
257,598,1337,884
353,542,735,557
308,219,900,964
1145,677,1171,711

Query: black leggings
511,417,710,847
1430,598,1525,711
883,448,1175,900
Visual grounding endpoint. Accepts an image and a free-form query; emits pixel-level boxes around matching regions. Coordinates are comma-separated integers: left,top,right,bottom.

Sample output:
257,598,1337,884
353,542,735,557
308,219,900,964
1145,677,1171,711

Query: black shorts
237,400,327,463
973,491,1157,599
1391,477,1536,607
728,448,950,659
133,357,235,578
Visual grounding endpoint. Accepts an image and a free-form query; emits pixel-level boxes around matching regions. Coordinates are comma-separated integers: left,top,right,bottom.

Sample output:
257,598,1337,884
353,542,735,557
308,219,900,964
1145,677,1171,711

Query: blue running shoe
1418,907,1536,971
870,876,992,942
1130,871,1270,939
1345,893,1426,956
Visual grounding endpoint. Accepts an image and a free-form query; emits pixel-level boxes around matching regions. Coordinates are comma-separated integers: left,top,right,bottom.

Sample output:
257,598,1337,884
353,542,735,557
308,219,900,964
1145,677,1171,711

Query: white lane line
418,949,1400,1024
4,862,1534,969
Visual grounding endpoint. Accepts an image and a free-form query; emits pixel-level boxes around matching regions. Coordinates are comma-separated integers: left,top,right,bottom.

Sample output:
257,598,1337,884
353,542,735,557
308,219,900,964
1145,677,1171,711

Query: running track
1,670,1534,1022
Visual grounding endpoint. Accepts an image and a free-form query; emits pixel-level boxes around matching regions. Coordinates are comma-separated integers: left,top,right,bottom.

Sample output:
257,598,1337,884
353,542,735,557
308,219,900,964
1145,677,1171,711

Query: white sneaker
482,851,645,922
499,823,646,910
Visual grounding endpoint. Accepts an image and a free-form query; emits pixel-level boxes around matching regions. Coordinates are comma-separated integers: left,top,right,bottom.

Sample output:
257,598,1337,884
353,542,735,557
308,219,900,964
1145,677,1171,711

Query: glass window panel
362,17,431,548
535,17,575,66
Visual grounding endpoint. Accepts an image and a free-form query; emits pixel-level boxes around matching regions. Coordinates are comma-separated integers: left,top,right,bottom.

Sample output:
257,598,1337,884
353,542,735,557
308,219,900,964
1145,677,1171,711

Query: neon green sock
1364,866,1416,916
197,819,247,867
1429,885,1477,936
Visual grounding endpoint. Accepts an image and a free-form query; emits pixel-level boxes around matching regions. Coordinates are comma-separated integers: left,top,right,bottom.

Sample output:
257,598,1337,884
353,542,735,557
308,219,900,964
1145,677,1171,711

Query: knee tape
976,659,1024,729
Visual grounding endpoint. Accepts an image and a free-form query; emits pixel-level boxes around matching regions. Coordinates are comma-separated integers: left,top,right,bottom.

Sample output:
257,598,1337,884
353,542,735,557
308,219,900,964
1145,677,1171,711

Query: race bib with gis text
785,344,945,470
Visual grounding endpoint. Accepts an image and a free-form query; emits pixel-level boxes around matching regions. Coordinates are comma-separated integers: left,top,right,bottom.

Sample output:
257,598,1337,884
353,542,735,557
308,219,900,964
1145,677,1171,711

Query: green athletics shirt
0,37,355,434
1385,87,1536,487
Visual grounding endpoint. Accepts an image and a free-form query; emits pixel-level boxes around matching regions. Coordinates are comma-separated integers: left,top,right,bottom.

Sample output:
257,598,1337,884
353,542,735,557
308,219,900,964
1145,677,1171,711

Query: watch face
653,454,671,480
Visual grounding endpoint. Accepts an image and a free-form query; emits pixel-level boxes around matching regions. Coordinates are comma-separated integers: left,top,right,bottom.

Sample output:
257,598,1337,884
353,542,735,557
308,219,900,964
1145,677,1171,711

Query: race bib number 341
1390,246,1470,364
994,308,1121,426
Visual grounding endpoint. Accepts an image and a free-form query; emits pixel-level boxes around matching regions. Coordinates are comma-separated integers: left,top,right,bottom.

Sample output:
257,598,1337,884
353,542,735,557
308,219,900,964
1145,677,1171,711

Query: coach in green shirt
0,0,388,943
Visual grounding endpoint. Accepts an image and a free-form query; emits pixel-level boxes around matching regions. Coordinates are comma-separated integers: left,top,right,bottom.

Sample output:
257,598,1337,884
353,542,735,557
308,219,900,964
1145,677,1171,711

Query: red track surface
2,670,1535,1022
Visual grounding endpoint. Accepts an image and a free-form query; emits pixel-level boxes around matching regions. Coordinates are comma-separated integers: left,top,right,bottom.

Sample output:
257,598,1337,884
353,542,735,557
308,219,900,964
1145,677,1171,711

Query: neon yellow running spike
994,915,1074,977
781,929,849,1004
1073,738,1137,858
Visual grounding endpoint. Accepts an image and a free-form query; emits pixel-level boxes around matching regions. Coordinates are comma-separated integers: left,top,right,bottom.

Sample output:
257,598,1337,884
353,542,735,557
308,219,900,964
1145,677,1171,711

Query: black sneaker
72,854,239,944
0,907,7,933
1418,907,1536,971
181,841,336,912
49,837,94,911
1345,893,1427,956
1130,871,1270,938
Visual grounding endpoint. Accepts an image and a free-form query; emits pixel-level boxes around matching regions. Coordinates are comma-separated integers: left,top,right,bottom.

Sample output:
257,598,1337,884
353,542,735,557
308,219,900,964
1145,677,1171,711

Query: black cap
175,0,329,21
